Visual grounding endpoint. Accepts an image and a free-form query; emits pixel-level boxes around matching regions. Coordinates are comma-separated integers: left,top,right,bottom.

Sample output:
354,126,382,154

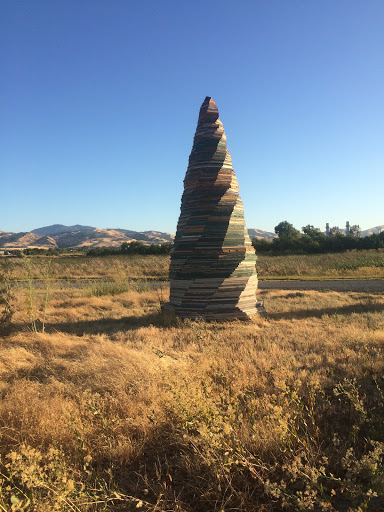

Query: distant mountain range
0,224,382,250
0,224,175,250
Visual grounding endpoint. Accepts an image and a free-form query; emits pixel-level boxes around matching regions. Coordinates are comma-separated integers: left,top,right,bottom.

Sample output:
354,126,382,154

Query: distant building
325,221,360,237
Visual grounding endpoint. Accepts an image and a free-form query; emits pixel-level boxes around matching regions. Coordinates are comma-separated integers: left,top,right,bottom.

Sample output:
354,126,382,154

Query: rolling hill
361,225,384,237
0,225,175,250
248,228,276,241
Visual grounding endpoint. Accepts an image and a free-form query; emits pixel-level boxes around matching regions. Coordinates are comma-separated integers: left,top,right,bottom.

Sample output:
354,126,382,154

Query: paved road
259,279,384,293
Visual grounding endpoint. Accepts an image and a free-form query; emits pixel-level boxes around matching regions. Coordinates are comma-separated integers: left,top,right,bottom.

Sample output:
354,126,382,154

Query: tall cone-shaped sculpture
165,97,261,319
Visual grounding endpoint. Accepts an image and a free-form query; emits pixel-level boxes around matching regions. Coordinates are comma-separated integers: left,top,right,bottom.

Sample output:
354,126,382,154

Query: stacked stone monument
165,96,262,319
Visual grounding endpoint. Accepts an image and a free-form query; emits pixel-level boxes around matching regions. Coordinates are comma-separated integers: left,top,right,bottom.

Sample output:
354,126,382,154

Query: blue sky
2,0,383,234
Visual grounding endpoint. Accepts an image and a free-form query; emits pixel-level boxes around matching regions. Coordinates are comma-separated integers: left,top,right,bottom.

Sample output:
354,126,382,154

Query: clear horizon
2,1,383,234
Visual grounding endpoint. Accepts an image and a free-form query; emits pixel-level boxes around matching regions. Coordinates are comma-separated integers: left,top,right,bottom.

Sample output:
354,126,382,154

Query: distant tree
252,238,272,252
329,226,343,236
302,225,326,242
87,247,121,257
274,221,301,240
86,241,173,256
358,233,384,250
349,225,361,238
121,241,147,254
252,221,384,254
271,222,300,252
326,233,347,252
297,234,322,253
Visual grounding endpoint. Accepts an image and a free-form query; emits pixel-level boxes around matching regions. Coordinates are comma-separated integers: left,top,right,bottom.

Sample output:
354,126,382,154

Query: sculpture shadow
41,309,179,336
267,301,384,321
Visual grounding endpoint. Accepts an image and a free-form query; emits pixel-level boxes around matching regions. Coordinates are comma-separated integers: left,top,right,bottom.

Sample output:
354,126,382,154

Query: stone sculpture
165,96,263,319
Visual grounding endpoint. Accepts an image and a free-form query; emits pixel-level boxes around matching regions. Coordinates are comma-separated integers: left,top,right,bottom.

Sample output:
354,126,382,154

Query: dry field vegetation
0,253,384,511
258,251,384,280
4,249,384,283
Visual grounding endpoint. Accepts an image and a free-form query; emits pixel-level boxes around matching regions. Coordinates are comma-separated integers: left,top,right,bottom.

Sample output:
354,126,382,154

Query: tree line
252,221,384,254
86,241,173,256
9,248,75,257
6,242,173,257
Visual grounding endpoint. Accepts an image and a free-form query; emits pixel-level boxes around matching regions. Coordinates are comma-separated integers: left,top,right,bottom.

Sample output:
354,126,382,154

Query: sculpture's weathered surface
165,97,261,319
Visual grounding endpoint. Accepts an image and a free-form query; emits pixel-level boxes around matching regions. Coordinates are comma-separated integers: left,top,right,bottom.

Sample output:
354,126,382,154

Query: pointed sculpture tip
199,96,219,117
204,96,216,106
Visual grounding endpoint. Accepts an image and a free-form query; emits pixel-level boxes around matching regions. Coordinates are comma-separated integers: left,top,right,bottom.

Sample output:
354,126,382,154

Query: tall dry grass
257,250,384,278
3,250,384,286
4,255,170,282
1,278,383,510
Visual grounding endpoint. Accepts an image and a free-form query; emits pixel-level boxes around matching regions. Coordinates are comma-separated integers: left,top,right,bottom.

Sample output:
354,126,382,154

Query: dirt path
259,279,384,293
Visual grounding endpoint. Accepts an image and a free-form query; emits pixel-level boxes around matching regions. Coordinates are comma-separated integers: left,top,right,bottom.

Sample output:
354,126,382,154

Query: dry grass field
257,251,384,280
1,254,384,511
4,249,384,283
7,255,170,282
